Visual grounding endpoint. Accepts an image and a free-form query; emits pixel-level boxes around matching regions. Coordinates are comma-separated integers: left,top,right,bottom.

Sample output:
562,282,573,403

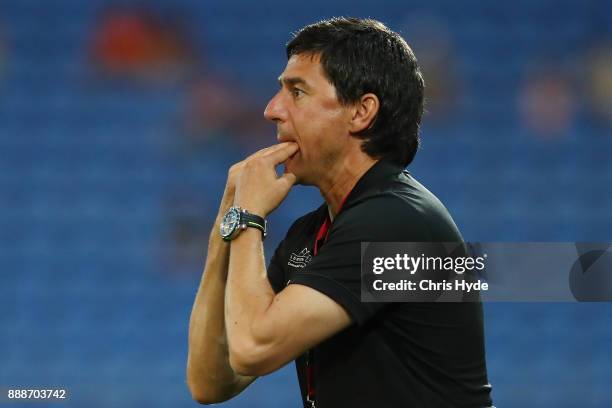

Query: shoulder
284,203,327,237
335,175,463,242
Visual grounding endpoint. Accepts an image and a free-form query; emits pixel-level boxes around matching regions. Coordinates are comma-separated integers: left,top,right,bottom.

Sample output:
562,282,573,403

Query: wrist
231,226,262,242
219,206,267,241
233,202,266,219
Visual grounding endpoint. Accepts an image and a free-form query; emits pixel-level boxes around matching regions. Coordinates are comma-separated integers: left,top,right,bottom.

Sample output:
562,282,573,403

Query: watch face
220,207,240,239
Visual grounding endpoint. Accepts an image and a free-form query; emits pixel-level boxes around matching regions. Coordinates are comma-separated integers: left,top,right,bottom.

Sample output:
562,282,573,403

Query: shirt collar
341,158,406,211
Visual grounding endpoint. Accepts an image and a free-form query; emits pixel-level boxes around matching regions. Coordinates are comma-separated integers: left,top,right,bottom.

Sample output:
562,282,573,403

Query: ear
348,93,380,134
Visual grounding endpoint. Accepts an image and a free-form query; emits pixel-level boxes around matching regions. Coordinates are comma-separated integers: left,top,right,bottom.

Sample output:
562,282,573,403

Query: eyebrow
277,76,311,90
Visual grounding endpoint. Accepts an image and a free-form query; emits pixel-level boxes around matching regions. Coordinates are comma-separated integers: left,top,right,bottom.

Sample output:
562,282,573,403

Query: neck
319,155,378,218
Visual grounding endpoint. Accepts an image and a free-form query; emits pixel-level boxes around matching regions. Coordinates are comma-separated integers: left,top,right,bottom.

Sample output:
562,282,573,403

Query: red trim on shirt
308,192,351,404
313,193,350,256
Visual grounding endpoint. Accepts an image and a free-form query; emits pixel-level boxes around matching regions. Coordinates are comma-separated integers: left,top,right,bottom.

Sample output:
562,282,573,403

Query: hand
234,142,299,217
217,162,244,221
218,144,288,217
221,143,295,201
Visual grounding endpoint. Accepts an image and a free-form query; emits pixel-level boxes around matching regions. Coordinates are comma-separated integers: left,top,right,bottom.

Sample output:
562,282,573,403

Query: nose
264,91,286,123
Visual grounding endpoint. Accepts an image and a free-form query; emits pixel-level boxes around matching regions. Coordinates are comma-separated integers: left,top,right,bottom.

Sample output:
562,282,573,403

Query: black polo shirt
267,159,493,408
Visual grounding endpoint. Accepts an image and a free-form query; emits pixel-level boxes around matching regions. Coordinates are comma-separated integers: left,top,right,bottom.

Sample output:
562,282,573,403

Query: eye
291,88,305,98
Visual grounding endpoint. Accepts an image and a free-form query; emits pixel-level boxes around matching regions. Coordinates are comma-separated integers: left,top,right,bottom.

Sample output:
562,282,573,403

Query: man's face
264,53,352,185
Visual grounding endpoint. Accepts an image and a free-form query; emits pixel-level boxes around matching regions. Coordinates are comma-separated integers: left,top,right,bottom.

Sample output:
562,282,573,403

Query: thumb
279,172,297,188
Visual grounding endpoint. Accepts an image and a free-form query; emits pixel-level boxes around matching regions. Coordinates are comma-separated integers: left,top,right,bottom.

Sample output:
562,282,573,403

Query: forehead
280,53,330,87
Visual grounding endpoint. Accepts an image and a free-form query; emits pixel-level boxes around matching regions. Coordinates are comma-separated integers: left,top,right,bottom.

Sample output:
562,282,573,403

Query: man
187,17,493,407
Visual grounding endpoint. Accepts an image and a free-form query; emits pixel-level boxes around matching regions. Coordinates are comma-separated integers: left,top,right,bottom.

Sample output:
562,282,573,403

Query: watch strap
242,211,267,239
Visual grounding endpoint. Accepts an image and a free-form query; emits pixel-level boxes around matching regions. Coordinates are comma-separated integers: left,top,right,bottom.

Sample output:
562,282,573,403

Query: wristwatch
219,206,267,241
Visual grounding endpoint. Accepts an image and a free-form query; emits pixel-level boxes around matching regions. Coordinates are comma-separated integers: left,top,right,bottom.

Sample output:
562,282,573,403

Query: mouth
277,134,299,161
277,131,297,144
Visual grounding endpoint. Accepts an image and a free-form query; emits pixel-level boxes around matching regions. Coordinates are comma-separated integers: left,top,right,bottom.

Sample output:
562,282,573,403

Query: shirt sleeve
267,239,287,294
289,195,435,325
266,208,324,294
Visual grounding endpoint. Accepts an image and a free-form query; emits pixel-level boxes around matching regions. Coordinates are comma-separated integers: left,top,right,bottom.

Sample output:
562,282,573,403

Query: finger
278,172,297,187
261,142,297,156
251,144,278,157
249,142,295,159
262,142,299,165
243,147,270,163
240,145,276,164
241,144,288,168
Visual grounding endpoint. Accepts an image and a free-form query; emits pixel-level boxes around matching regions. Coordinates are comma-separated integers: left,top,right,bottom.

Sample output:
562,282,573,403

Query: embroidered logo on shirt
288,248,312,268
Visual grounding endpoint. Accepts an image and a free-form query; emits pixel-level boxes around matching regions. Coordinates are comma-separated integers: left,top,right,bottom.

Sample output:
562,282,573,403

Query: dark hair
287,17,424,167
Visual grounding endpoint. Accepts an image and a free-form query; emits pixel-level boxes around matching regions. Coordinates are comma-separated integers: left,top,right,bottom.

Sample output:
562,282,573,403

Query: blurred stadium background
1,0,611,407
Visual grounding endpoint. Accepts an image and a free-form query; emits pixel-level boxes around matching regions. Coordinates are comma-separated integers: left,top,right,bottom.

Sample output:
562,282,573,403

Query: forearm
217,142,299,375
225,229,277,373
187,212,254,402
224,228,348,376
